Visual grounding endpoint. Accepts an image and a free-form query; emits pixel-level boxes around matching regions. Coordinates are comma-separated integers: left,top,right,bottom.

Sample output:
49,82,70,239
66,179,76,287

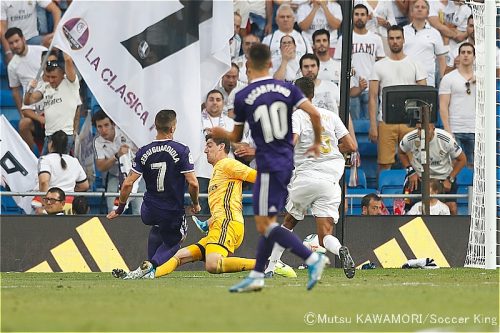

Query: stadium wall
0,215,470,272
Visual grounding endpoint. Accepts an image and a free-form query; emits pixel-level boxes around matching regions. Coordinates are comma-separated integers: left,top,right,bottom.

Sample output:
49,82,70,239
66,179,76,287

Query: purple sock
151,243,181,268
147,226,163,260
254,236,274,273
268,226,312,260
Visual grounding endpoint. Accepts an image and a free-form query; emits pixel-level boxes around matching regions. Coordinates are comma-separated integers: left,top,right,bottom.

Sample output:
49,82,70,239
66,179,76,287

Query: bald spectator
361,193,383,215
233,33,260,85
262,4,312,69
215,63,244,118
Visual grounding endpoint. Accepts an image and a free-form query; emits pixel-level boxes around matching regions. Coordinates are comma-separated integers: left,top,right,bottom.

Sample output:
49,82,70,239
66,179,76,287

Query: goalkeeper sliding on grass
113,135,294,279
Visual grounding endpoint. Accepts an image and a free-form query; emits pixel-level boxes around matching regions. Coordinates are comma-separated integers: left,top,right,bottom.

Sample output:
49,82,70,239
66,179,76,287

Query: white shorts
285,174,342,222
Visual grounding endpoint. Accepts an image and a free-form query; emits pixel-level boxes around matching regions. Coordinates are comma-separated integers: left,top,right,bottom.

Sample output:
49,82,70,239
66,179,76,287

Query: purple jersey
234,77,307,172
132,139,194,212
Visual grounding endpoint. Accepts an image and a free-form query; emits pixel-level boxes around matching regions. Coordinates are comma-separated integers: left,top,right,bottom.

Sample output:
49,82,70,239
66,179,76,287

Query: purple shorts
141,203,187,246
253,170,292,216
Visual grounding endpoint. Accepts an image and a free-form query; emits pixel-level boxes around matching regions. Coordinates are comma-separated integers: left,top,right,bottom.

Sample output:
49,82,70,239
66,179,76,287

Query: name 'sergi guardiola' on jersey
233,78,307,172
132,140,194,212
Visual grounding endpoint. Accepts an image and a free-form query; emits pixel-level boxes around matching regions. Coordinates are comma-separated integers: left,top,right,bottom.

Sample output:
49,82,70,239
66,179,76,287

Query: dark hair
92,109,113,127
468,14,474,23
47,187,66,202
72,196,89,214
50,130,68,170
206,89,224,101
248,44,271,71
353,3,369,15
312,29,330,43
230,62,240,72
41,49,60,62
280,34,295,45
459,42,475,56
299,53,320,69
361,193,382,209
155,109,176,133
387,25,404,37
5,27,23,40
205,134,230,154
294,77,315,99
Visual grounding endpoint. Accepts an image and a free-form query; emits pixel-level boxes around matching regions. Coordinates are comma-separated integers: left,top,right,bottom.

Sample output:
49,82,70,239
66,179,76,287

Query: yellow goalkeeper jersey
208,158,256,224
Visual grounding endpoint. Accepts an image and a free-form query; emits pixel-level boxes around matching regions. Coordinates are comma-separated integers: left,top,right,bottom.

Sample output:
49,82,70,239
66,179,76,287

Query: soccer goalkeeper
114,135,260,279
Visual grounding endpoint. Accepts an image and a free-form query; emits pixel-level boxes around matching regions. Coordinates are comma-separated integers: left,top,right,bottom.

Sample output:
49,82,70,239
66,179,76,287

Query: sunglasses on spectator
42,197,63,204
465,81,471,95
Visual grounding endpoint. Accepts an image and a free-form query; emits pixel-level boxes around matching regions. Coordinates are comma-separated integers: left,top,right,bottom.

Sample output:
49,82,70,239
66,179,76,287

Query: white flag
0,115,37,213
74,111,95,185
51,0,233,160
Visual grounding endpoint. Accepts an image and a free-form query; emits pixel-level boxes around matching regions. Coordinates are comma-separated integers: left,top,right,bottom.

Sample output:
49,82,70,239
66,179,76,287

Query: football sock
268,225,312,260
265,243,285,273
217,257,256,273
305,252,320,266
155,257,180,278
248,270,265,278
323,234,341,256
254,236,275,272
152,243,180,267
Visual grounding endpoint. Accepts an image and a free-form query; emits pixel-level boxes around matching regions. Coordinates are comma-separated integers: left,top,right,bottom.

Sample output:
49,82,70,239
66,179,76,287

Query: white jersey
438,69,476,133
262,29,312,68
93,127,137,177
1,1,51,40
370,56,427,121
7,45,47,90
317,58,341,84
36,77,81,136
292,106,348,181
38,153,87,192
233,55,249,85
335,31,385,90
407,200,450,215
296,1,343,46
373,1,397,38
195,110,234,178
403,22,448,87
312,80,340,114
271,57,301,82
399,128,463,180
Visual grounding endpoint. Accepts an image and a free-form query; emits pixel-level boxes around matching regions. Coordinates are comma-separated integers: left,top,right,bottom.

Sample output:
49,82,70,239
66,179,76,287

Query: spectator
445,14,474,73
439,42,475,167
262,4,312,68
296,0,342,52
195,90,234,214
391,0,410,27
0,0,61,62
368,25,427,173
230,12,242,60
300,53,339,112
334,3,385,120
233,0,267,39
361,193,383,215
427,0,461,47
233,33,260,85
399,122,467,215
272,35,301,82
92,110,144,214
407,179,450,215
442,0,471,54
371,0,397,55
403,0,447,87
72,196,90,215
312,29,341,84
23,52,81,155
37,130,89,193
5,27,47,147
41,187,66,215
215,63,244,118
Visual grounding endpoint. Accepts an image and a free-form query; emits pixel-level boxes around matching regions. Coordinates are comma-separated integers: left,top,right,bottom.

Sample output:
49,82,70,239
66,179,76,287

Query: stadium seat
0,89,15,107
353,119,370,134
456,167,473,215
344,168,367,189
378,169,406,192
456,167,473,186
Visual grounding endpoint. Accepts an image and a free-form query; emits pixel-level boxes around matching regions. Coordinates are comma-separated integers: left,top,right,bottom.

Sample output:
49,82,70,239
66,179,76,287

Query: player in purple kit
108,110,200,279
208,44,329,292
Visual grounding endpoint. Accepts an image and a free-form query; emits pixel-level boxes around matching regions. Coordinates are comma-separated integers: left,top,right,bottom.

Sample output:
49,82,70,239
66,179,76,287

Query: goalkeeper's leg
155,244,203,278
204,244,255,274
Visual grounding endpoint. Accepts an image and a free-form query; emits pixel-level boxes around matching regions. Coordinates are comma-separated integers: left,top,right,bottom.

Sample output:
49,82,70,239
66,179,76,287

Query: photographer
398,122,466,215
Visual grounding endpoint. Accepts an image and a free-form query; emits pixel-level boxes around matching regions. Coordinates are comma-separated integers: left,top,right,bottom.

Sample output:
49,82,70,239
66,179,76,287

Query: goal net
464,0,498,269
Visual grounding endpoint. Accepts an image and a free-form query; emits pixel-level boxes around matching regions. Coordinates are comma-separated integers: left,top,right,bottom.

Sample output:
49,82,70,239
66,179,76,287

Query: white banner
74,111,95,185
0,115,38,213
51,0,233,160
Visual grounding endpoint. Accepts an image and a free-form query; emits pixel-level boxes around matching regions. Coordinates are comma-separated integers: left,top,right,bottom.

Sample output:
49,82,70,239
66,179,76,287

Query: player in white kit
265,77,357,279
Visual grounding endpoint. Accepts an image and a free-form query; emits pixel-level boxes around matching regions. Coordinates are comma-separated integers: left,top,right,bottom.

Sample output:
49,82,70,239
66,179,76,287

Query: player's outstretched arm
207,125,244,143
184,171,201,214
106,171,141,220
297,100,321,157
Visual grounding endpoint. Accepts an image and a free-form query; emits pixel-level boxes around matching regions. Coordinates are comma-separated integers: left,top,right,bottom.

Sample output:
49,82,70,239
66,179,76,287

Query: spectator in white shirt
272,34,301,82
407,179,451,215
312,28,341,84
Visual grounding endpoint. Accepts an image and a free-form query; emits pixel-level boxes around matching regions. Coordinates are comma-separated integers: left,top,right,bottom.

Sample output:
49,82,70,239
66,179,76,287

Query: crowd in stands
1,0,488,216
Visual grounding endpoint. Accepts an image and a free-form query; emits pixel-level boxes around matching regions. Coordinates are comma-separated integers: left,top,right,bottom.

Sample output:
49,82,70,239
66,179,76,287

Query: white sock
248,270,265,278
264,222,279,238
265,243,286,273
305,252,319,266
323,234,342,256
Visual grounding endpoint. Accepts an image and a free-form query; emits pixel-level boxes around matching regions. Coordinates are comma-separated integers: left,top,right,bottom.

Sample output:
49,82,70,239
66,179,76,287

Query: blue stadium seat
353,119,370,134
0,89,15,107
456,167,473,215
344,168,367,189
0,187,25,214
456,167,473,186
378,169,406,192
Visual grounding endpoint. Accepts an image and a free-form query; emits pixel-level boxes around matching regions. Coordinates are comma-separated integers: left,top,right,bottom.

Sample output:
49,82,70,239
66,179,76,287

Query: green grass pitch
1,268,498,332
